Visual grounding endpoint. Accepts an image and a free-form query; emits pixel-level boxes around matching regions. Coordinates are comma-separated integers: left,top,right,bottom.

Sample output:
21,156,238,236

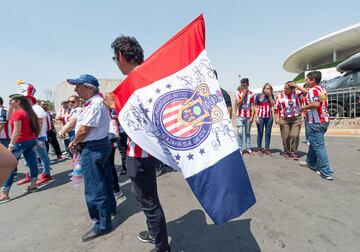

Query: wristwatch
8,143,15,148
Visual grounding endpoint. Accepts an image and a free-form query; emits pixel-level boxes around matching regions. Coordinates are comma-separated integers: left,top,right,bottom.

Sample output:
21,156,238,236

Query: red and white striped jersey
126,137,152,158
255,94,274,118
275,90,302,118
236,90,255,118
0,121,11,139
305,84,330,123
56,107,71,125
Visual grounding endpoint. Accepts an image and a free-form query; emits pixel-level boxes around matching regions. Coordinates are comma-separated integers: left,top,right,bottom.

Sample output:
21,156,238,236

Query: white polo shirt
32,104,47,138
75,94,110,142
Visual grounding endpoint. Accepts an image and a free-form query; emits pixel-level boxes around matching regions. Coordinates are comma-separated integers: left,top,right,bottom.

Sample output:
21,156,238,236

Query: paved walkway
0,135,359,252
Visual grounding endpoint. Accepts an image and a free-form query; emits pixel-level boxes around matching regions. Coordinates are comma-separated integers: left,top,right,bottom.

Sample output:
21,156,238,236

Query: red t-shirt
10,109,36,142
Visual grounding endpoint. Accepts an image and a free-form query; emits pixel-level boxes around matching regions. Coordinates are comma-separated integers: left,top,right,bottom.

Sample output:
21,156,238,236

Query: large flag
113,15,256,224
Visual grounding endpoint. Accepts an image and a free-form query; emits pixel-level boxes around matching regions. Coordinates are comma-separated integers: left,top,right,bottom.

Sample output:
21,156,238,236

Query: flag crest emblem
153,83,223,151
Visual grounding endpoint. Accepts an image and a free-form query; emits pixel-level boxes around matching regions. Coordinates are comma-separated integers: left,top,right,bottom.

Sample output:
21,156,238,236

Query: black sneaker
149,246,171,252
138,231,155,244
156,167,166,177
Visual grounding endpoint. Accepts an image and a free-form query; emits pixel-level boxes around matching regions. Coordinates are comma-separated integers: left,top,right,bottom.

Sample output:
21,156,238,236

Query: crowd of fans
233,71,333,180
0,36,333,251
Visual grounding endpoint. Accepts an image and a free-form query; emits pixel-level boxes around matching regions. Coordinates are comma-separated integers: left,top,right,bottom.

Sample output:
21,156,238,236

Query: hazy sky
1,0,359,103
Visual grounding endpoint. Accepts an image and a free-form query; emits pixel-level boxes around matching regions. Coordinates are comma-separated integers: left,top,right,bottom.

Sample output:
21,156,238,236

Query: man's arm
58,118,77,138
288,82,308,95
37,118,43,137
69,125,92,153
250,103,255,123
301,101,320,111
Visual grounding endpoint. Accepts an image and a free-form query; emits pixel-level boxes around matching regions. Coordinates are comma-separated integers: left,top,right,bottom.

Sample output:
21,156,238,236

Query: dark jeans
80,137,116,234
110,146,120,193
256,117,273,149
2,139,38,191
0,139,10,148
65,131,75,158
126,156,169,252
306,122,333,176
45,129,62,156
117,132,128,172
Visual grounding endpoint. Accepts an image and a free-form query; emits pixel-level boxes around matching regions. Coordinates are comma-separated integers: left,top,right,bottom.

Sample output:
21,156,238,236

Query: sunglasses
68,100,76,103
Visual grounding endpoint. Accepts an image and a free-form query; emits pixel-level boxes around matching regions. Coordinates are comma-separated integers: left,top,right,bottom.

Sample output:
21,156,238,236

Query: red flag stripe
113,15,205,114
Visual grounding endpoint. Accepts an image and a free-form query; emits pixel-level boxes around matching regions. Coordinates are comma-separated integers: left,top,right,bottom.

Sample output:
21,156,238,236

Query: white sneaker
299,161,310,167
114,191,124,199
316,171,333,180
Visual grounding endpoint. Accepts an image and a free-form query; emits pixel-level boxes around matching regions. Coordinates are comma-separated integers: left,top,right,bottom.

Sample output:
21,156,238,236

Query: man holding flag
107,35,170,252
106,14,255,251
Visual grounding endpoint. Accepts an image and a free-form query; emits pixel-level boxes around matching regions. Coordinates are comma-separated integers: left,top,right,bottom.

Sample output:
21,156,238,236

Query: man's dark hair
307,71,322,83
240,78,249,85
0,97,3,106
213,69,218,80
111,35,144,65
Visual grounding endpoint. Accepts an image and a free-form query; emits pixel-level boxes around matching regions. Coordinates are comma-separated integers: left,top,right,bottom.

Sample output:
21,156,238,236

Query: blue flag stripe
186,150,256,224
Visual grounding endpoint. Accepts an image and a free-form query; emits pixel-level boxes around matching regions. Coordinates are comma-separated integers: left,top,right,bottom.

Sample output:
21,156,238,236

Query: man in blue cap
67,74,116,241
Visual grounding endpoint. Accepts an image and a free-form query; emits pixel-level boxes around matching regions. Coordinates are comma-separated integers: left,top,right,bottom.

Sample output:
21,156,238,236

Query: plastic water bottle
72,154,83,187
72,169,83,187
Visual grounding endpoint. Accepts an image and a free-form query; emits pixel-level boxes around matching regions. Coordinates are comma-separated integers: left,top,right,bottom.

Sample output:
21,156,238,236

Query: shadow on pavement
37,169,73,191
167,210,260,252
111,182,142,230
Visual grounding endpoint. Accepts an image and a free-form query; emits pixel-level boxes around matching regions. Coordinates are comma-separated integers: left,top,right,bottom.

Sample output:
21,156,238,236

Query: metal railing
327,87,360,118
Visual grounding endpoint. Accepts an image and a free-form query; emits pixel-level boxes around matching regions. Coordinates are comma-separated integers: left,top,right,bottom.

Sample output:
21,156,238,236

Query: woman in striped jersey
254,83,275,156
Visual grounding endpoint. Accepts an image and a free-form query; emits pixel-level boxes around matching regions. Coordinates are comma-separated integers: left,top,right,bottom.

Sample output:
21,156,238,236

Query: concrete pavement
0,135,359,252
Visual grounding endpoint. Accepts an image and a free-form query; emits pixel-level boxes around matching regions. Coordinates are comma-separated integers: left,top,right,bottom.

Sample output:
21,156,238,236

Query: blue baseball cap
67,74,100,87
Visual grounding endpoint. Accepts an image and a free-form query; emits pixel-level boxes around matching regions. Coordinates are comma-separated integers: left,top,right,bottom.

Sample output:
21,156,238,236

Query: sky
1,0,359,104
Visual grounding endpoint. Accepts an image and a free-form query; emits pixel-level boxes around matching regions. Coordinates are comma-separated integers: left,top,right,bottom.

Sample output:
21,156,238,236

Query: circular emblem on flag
152,88,213,150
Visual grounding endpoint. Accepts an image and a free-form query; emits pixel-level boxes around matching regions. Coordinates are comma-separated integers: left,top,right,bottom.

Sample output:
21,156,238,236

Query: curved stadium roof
283,23,360,73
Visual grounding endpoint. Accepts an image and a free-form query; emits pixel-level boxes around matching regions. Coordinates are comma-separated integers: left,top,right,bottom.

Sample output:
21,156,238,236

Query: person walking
39,100,64,160
67,74,116,241
0,94,40,203
274,81,307,160
254,83,275,156
235,78,255,154
105,35,170,252
299,71,334,180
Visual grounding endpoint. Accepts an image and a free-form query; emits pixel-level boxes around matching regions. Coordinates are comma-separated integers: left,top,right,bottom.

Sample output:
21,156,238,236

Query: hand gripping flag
113,15,256,224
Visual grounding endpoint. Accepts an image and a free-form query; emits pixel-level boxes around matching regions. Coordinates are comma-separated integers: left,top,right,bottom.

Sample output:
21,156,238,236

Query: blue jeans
306,122,333,177
304,119,309,143
256,117,273,149
34,137,51,175
0,138,10,148
80,137,116,234
2,139,38,191
236,117,252,150
65,131,75,158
